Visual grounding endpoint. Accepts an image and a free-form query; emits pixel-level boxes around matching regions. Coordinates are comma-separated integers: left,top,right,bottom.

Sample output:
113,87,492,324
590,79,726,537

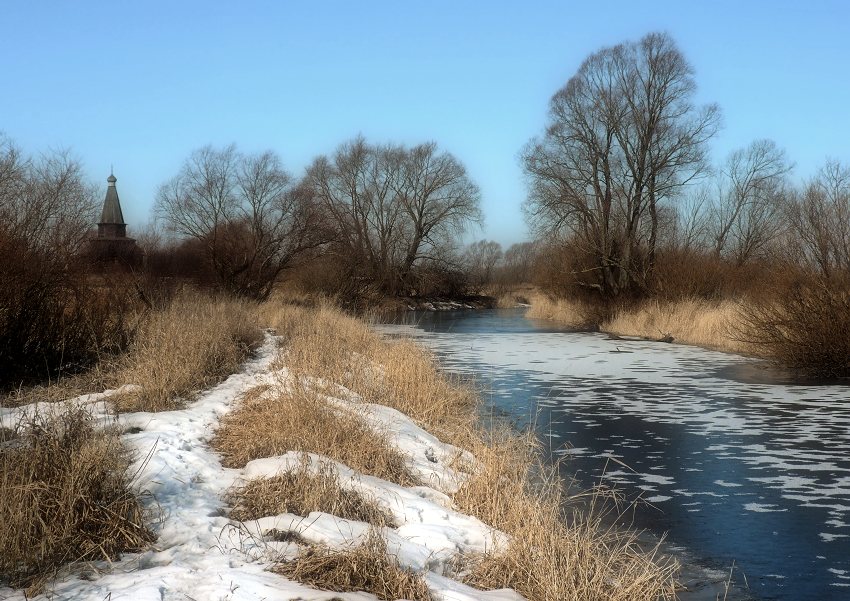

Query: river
382,308,850,601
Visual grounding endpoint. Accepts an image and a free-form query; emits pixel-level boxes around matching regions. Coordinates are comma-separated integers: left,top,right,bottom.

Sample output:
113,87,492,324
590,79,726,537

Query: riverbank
525,292,753,356
0,296,678,600
393,308,850,600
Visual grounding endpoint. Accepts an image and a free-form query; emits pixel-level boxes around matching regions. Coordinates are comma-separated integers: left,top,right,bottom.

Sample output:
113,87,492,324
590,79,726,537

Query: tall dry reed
525,292,600,329
0,408,153,593
603,298,749,354
453,428,678,601
114,291,262,412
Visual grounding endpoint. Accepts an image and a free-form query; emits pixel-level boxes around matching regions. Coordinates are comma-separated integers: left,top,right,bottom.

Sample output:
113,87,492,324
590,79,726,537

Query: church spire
98,172,127,238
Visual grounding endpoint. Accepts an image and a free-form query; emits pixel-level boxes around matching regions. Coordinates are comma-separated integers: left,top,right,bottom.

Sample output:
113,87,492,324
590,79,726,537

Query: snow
0,333,524,601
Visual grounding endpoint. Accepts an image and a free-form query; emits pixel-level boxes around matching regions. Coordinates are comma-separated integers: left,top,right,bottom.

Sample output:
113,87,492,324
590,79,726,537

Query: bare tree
464,239,503,290
305,137,482,295
0,135,101,385
0,136,98,258
523,32,720,298
499,241,539,284
786,160,850,278
396,142,483,290
710,139,792,264
156,145,327,300
663,185,713,251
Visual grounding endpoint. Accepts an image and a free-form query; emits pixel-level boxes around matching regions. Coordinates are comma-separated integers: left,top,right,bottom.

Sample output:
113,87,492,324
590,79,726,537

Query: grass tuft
213,383,417,486
0,408,153,593
273,530,433,601
227,460,396,527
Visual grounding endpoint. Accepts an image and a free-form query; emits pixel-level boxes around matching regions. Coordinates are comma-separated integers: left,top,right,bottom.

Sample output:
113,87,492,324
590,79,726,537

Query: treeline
3,30,849,385
147,136,482,304
0,133,486,388
515,31,850,377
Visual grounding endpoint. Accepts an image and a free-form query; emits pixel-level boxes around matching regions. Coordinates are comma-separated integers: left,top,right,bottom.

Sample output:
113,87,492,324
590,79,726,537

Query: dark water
382,308,850,601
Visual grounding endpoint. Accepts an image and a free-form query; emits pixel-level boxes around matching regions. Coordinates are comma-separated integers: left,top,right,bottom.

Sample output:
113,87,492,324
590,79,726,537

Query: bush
0,408,153,592
0,138,110,390
0,238,138,390
737,276,850,378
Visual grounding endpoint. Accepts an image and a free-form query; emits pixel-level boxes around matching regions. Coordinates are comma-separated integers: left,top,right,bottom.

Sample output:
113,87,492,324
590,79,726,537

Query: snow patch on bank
0,334,523,601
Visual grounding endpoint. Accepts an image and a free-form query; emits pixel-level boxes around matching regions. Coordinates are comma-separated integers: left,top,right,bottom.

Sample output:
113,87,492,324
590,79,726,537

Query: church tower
89,171,141,265
97,173,128,239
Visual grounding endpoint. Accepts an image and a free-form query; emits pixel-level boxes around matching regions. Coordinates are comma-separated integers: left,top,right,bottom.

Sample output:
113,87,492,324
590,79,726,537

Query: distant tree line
3,30,850,384
518,31,849,300
151,136,482,304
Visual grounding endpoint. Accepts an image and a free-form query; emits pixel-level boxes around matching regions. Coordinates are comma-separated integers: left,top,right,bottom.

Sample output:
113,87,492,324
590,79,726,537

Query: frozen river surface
384,308,850,601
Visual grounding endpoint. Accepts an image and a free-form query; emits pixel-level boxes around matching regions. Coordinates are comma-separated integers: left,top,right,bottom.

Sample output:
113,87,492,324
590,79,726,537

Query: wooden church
88,172,143,266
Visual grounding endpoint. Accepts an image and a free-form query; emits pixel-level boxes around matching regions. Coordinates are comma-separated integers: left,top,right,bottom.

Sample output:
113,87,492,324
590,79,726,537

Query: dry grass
452,428,678,601
254,299,679,601
0,408,153,592
113,291,262,412
213,383,417,486
261,302,478,444
227,460,396,527
526,292,600,329
602,298,750,355
273,530,433,601
461,510,676,601
529,291,754,355
3,368,112,409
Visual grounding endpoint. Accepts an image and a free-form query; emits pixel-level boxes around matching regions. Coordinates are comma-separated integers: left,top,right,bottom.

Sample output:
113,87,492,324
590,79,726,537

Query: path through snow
0,334,523,601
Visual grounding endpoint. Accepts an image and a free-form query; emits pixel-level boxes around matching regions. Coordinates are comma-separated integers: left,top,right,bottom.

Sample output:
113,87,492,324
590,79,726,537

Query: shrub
0,138,110,390
736,276,850,377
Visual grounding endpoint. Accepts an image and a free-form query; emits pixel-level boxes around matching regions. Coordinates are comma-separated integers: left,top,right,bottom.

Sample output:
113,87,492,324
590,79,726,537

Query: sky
1,1,849,246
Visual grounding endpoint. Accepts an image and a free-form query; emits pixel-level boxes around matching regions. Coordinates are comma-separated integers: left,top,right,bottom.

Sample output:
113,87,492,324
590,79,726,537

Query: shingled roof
99,173,125,225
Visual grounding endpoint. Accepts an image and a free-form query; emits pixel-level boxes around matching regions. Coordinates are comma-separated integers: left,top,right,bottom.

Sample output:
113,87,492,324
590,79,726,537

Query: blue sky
2,1,848,246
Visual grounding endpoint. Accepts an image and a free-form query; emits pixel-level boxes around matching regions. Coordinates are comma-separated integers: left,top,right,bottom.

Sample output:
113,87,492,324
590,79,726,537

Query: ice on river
378,315,850,599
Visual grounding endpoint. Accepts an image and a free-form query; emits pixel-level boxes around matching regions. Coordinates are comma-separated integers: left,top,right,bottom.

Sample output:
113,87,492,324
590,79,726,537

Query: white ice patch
641,473,674,486
820,532,850,542
743,503,787,513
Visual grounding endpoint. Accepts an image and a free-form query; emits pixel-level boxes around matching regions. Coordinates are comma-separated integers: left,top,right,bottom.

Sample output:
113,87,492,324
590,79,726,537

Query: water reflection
383,308,850,601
